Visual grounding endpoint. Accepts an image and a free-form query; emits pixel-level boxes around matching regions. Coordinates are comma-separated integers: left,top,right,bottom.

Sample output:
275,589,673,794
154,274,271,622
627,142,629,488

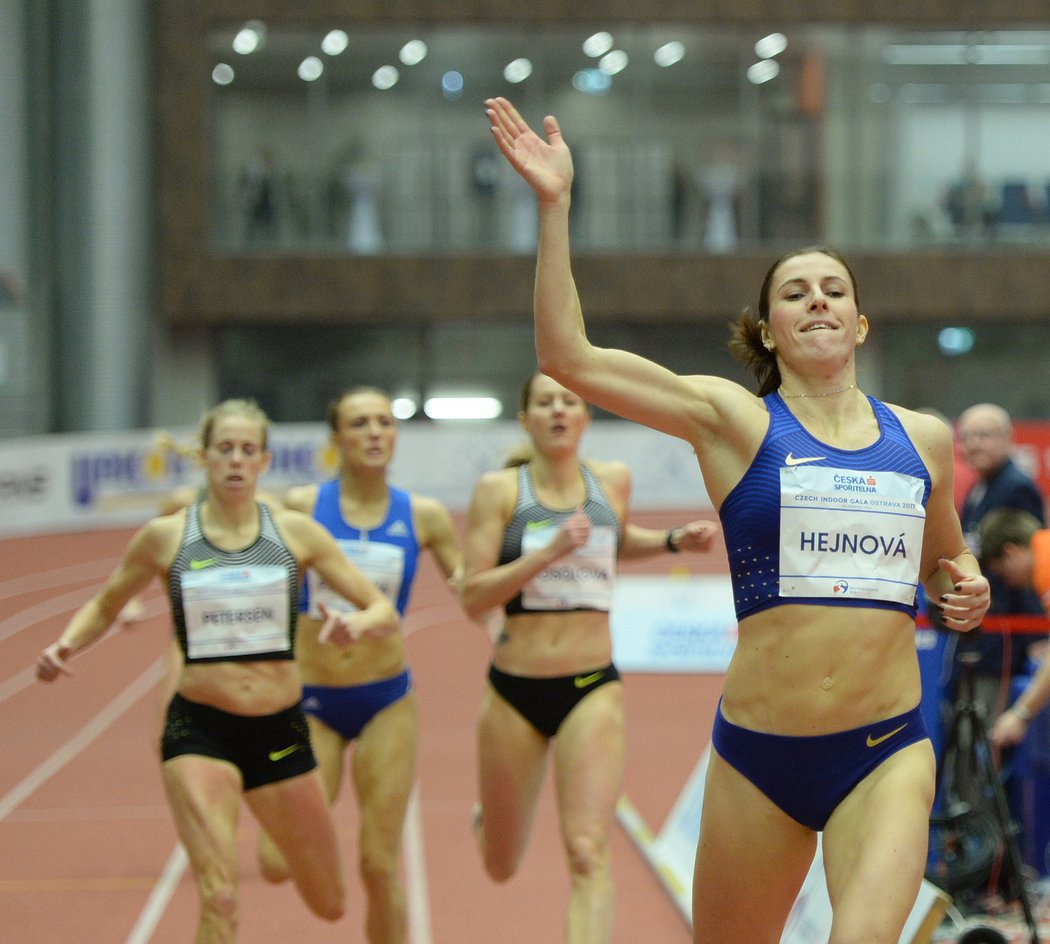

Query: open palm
485,96,573,203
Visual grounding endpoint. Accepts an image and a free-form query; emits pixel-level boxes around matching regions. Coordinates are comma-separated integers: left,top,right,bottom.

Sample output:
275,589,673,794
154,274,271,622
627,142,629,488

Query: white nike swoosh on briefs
784,453,827,466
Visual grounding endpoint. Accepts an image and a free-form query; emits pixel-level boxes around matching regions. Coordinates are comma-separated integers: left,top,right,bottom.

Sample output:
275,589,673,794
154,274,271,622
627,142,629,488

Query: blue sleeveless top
718,392,932,621
304,479,420,615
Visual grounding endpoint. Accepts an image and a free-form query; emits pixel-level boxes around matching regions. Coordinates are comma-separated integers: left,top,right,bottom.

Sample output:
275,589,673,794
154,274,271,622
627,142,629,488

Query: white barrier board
611,575,738,673
0,420,711,538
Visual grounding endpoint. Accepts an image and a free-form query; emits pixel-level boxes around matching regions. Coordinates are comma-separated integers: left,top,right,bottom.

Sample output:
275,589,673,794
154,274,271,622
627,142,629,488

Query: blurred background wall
2,0,1049,438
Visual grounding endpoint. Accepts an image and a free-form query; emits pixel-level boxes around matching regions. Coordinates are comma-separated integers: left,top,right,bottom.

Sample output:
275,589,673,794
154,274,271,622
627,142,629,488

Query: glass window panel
207,24,1050,254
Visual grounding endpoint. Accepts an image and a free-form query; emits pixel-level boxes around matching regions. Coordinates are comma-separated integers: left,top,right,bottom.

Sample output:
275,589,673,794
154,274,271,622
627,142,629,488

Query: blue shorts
160,693,317,791
301,669,412,742
487,663,621,738
711,700,928,831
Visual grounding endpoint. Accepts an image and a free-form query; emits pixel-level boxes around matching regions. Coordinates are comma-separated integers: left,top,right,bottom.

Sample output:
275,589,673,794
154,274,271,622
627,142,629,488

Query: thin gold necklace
779,383,857,399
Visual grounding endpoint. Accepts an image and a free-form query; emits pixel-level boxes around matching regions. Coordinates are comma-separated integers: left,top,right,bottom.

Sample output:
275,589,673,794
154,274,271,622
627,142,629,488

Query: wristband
1013,703,1034,723
665,529,680,553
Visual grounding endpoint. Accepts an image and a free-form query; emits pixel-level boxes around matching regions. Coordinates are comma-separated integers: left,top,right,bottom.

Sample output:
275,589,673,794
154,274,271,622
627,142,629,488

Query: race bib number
779,466,926,606
307,538,405,617
181,565,290,659
522,524,616,610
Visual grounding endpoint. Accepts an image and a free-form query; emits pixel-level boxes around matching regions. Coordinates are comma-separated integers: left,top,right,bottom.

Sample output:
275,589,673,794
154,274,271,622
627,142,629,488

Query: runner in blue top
256,386,462,944
485,95,991,944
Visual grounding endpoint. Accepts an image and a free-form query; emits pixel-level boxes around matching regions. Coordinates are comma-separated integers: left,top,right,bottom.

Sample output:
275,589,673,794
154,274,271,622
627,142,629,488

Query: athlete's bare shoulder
133,511,186,569
886,402,953,465
282,482,320,514
467,466,518,516
410,492,454,524
584,457,631,487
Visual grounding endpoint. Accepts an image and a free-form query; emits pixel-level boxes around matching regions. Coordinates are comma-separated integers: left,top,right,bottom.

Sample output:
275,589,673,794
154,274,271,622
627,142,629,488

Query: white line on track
0,557,123,599
0,596,168,706
1,532,465,943
0,656,166,822
124,843,189,944
404,781,433,944
0,586,111,644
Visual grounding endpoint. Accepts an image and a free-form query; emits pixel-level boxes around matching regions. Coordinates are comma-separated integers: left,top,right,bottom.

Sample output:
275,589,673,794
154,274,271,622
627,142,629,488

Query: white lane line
0,557,122,599
124,843,189,944
121,709,439,944
404,780,433,944
0,587,107,644
0,585,168,646
0,656,166,822
0,664,53,706
0,597,169,706
402,601,469,638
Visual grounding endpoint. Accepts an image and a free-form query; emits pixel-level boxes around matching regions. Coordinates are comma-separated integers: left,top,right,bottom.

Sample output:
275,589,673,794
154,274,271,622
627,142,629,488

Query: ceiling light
573,69,612,94
504,58,533,83
321,30,349,56
583,32,614,58
400,40,428,66
391,397,418,419
212,63,235,86
423,397,502,420
298,56,324,82
938,327,974,356
442,71,464,100
747,60,780,84
654,42,685,67
373,65,399,90
599,50,629,76
754,33,787,59
232,20,266,55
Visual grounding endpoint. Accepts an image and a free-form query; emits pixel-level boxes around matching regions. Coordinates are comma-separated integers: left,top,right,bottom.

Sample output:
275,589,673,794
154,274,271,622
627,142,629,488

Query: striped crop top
499,463,622,615
168,501,300,663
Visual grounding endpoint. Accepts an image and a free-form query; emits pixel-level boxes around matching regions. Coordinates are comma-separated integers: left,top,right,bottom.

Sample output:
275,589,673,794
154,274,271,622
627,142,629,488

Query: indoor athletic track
0,511,725,943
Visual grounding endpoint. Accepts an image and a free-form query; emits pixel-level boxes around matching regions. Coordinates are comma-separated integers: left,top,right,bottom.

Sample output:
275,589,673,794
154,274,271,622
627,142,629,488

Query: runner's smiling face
762,252,867,368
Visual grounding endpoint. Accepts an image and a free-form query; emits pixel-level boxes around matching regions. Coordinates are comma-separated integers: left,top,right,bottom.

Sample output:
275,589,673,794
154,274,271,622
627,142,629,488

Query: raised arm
485,96,739,445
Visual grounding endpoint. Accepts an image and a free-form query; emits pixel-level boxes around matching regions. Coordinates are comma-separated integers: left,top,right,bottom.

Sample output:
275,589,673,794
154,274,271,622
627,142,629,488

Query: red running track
0,513,725,943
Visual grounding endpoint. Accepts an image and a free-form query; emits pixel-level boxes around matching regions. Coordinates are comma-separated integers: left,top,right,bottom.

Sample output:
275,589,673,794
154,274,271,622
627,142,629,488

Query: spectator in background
240,147,281,247
936,403,1047,844
953,403,1046,720
943,162,997,241
915,407,978,515
978,509,1050,747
